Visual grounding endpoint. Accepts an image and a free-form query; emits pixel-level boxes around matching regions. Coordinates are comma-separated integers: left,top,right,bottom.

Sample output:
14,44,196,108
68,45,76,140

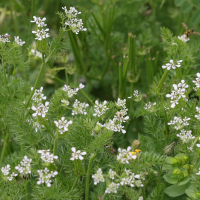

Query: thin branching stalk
69,176,80,193
53,138,58,156
157,69,169,93
25,53,46,108
156,164,163,200
85,153,97,200
79,90,94,106
2,56,11,97
0,130,9,164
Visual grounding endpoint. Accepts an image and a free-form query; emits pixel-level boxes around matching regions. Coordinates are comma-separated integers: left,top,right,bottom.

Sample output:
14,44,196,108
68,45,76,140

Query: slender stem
25,182,29,200
2,56,11,97
102,193,107,200
69,176,79,193
85,153,97,200
0,131,9,164
156,164,163,200
53,138,58,156
157,69,169,93
44,123,55,139
25,53,46,108
80,90,94,105
142,186,146,200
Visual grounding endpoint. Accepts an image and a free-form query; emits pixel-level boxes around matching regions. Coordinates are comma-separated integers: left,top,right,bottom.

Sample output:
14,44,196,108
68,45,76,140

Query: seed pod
131,140,141,151
163,142,176,156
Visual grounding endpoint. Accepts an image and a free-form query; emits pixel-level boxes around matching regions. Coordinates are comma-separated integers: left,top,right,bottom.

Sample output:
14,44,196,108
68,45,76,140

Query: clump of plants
1,1,200,200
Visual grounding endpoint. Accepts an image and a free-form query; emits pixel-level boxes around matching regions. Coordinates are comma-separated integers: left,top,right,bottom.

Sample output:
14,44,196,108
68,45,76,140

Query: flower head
70,147,86,160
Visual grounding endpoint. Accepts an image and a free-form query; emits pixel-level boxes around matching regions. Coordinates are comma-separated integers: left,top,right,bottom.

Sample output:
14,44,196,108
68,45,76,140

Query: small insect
182,22,200,37
117,112,122,118
1,33,10,38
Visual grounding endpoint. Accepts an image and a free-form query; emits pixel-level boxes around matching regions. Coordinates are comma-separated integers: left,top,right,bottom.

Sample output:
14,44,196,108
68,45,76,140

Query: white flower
144,102,156,109
117,146,136,164
108,169,116,179
14,36,25,46
32,102,49,118
72,99,89,115
62,84,79,97
31,87,46,103
162,60,183,70
177,129,195,143
1,164,11,175
32,29,50,40
196,168,200,175
78,83,85,89
37,168,58,187
178,35,190,42
70,147,86,160
61,99,70,106
105,182,120,193
192,73,200,91
93,100,109,117
116,98,126,108
62,6,81,18
38,150,58,163
92,168,105,185
166,80,188,108
54,117,73,134
30,16,47,27
138,196,143,200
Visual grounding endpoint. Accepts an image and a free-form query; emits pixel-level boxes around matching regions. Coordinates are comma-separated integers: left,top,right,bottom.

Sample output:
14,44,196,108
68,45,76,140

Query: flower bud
131,140,141,151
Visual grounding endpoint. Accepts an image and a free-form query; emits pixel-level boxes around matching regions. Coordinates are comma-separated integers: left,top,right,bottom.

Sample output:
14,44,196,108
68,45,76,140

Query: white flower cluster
116,98,126,108
92,168,144,194
177,129,195,143
97,99,129,134
72,99,89,115
138,197,143,200
166,80,188,108
31,49,42,58
192,73,200,91
61,99,70,106
62,83,85,98
1,164,17,181
128,90,139,98
105,182,120,193
178,35,190,42
31,16,50,40
27,119,44,132
168,116,190,130
62,6,87,34
93,100,109,117
108,169,116,179
38,150,58,163
32,29,50,41
31,87,47,104
117,146,137,164
54,117,73,134
70,147,86,160
196,137,200,148
144,102,156,109
37,167,58,187
120,169,142,188
32,101,49,118
14,36,25,46
31,16,47,27
92,168,105,185
30,87,49,118
0,34,10,43
15,156,32,175
162,60,182,70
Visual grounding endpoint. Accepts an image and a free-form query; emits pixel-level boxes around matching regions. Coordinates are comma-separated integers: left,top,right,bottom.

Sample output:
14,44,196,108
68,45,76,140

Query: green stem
102,193,107,200
0,131,9,164
53,138,58,156
157,69,169,93
142,186,146,200
80,90,94,106
69,176,79,193
25,53,46,108
156,164,163,200
85,153,97,200
2,56,11,97
25,182,29,200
